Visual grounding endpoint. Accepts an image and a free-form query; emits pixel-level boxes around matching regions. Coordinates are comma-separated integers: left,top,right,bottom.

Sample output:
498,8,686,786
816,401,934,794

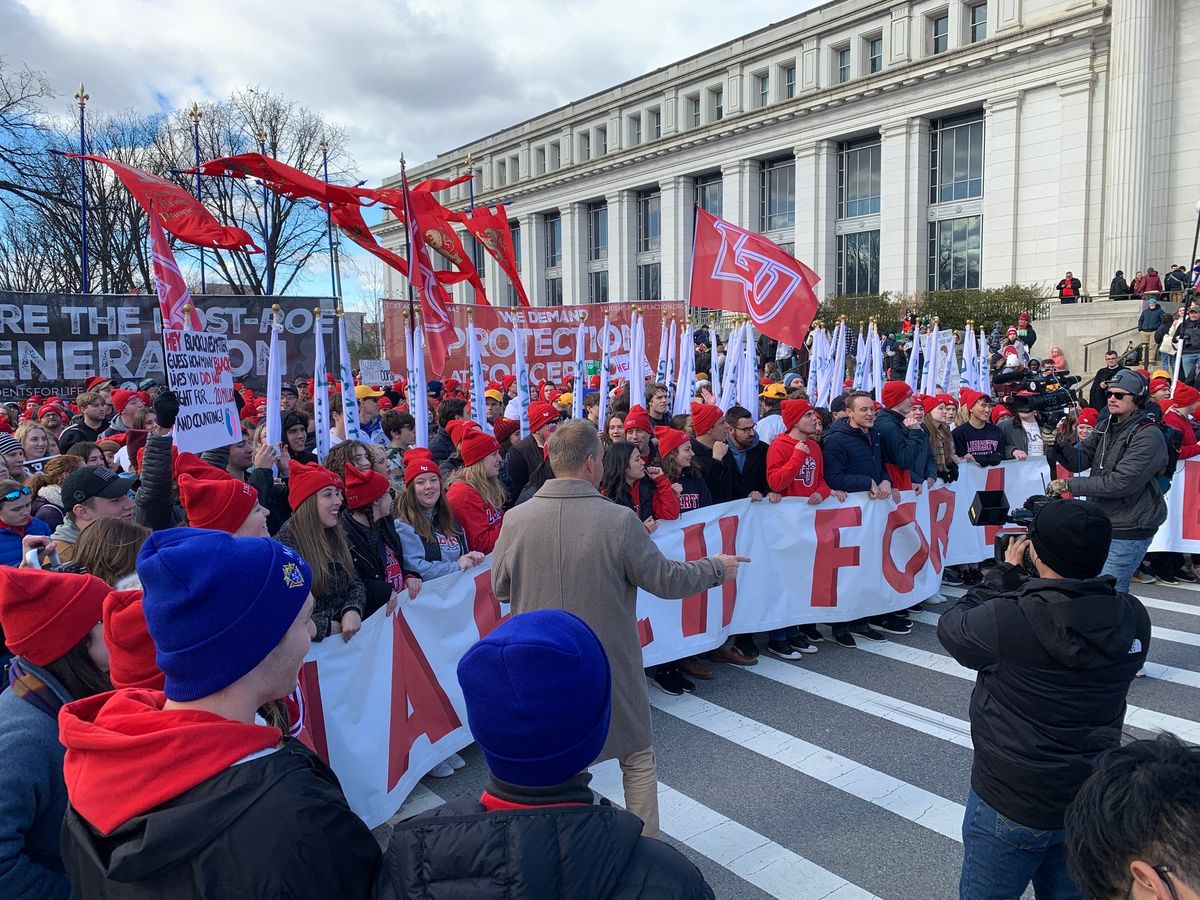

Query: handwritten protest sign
163,328,240,454
359,359,392,386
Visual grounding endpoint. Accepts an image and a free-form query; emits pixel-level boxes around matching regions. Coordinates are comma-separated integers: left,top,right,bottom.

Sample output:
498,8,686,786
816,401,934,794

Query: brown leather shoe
707,645,758,667
679,656,714,679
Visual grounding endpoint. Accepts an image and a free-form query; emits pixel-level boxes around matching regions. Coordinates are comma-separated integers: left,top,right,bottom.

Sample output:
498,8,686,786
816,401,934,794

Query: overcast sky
3,0,818,302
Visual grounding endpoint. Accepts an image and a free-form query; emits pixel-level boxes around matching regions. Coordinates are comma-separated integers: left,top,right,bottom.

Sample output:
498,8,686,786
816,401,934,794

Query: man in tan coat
492,420,747,838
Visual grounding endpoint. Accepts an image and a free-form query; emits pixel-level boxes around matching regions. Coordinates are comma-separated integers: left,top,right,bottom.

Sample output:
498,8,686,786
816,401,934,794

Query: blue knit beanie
457,610,611,787
137,527,314,702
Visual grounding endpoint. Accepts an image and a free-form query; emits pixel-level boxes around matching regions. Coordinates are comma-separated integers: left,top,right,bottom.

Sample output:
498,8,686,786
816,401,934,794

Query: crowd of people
0,304,1197,899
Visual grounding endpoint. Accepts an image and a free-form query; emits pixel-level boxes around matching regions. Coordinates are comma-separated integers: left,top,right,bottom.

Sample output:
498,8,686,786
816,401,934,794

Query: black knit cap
1030,499,1112,579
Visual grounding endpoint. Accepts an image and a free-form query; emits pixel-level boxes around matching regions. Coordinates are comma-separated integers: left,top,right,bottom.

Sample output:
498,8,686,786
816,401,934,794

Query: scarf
7,658,65,718
924,418,955,473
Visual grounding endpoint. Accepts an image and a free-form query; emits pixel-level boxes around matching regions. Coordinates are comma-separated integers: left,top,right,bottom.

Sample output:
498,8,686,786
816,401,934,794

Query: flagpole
74,83,89,294
320,138,339,300
257,127,273,295
466,153,476,212
399,155,417,327
189,102,206,296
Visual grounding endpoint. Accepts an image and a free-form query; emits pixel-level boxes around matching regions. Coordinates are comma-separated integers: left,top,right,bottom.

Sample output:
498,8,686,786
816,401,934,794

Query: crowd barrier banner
297,459,1200,828
381,299,687,387
0,291,337,401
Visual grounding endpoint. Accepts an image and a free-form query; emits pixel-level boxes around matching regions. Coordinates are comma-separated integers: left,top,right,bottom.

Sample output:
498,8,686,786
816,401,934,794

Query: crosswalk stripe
914,608,1200,650
909,610,1200,687
852,633,1200,743
649,690,964,842
1136,595,1200,617
588,758,880,900
741,655,974,747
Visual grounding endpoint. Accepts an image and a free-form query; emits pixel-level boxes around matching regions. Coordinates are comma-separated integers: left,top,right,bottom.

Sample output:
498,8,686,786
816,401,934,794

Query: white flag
313,314,331,462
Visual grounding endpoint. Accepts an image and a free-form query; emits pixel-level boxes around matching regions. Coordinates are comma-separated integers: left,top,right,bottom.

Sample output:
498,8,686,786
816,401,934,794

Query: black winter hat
1030,499,1112,580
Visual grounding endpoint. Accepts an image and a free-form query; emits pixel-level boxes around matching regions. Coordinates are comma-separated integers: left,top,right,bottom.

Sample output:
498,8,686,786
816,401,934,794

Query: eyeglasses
1105,390,1133,401
731,424,756,432
1,486,31,503
1153,865,1180,900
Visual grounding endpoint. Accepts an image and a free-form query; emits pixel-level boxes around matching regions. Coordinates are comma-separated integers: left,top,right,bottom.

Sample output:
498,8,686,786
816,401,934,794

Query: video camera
1005,370,1083,425
969,490,1056,571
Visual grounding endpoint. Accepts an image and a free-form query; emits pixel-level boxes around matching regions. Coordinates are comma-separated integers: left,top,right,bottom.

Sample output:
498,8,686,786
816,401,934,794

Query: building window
578,132,591,162
784,64,797,98
836,46,851,84
628,114,642,147
867,36,884,73
836,231,880,295
637,263,661,302
754,72,769,108
931,12,950,54
687,94,701,128
544,276,563,307
648,107,661,139
929,111,984,203
495,160,506,187
467,233,486,281
595,126,607,157
759,156,795,233
548,142,560,171
587,201,608,262
544,212,562,267
506,222,522,307
969,3,988,42
694,172,723,218
588,270,609,304
710,86,724,121
928,216,983,291
637,189,661,252
509,155,520,182
534,147,546,176
837,138,881,218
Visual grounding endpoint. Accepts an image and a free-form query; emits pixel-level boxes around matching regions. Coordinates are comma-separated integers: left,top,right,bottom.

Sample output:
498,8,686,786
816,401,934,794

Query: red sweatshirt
446,481,505,554
766,433,830,499
1161,404,1200,460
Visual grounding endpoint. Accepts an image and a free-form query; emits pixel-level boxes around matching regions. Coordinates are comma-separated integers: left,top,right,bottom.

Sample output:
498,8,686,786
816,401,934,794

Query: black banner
0,291,341,403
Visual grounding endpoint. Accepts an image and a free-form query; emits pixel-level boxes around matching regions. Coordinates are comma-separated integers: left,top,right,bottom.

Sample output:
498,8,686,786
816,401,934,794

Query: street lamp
257,127,272,295
189,102,206,295
74,82,89,294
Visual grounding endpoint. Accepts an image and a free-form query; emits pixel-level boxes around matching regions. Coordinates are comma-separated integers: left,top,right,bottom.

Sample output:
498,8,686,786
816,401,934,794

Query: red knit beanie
0,568,108,666
460,428,501,467
882,381,914,410
103,588,164,691
446,418,477,448
654,426,690,459
528,401,558,434
1172,383,1200,408
1076,408,1099,427
178,472,259,534
288,459,343,512
690,403,723,436
624,405,651,433
916,394,942,416
991,404,1013,424
404,448,439,486
781,399,814,431
111,388,138,414
959,388,990,415
344,464,390,509
492,417,520,446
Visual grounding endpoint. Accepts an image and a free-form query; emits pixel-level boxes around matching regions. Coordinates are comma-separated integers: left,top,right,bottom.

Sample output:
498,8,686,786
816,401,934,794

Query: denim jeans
960,789,1081,900
1182,351,1200,383
769,625,799,642
1102,536,1154,593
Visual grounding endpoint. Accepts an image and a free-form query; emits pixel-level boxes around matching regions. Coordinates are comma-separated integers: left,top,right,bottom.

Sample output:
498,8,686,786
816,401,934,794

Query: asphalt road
392,577,1200,899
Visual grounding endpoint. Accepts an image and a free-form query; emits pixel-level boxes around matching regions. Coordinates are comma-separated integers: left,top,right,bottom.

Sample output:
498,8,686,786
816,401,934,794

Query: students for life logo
710,219,803,326
798,455,817,487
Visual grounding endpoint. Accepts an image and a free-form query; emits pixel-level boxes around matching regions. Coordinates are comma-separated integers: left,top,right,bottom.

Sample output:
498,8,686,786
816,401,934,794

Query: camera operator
998,394,1058,477
1048,370,1168,593
938,500,1150,900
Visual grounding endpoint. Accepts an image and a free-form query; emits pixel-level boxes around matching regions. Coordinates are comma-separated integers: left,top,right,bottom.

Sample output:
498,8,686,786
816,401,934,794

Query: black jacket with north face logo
937,564,1150,830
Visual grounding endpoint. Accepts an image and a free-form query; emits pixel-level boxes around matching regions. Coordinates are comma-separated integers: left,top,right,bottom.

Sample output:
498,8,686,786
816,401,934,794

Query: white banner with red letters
294,459,1200,828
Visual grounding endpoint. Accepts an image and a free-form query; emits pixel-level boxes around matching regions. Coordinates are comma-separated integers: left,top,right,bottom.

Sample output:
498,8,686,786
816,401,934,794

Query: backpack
1121,413,1182,493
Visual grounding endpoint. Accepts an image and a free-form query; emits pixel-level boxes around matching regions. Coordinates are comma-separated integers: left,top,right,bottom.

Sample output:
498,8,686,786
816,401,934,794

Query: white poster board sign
359,359,392,386
163,328,240,454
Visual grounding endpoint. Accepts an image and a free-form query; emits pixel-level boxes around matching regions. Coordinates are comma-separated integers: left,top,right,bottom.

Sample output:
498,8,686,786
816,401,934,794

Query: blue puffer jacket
0,660,75,899
822,419,884,493
0,518,52,568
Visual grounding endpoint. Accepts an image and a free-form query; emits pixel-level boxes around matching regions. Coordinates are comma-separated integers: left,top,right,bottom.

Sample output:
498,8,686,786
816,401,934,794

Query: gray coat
1062,410,1167,540
492,478,725,761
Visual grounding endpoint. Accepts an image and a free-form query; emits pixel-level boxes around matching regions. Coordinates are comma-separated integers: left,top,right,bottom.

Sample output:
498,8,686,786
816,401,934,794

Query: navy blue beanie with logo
136,527,314,702
457,609,611,787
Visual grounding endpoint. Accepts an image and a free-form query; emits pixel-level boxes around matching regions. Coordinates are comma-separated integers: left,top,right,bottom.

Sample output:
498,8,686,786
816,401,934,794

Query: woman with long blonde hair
445,426,506,554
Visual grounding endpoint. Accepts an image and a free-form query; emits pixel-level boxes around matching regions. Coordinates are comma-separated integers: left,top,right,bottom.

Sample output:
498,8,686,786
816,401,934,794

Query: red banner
67,154,259,252
195,152,366,208
456,205,528,307
382,301,686,386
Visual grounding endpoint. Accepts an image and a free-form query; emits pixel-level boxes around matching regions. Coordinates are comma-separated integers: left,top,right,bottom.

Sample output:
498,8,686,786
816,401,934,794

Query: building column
1101,0,1161,284
520,212,543,306
981,93,1023,287
720,160,754,230
793,141,836,300
659,176,691,302
606,191,634,304
560,204,582,306
1056,76,1094,286
888,6,911,65
879,118,927,294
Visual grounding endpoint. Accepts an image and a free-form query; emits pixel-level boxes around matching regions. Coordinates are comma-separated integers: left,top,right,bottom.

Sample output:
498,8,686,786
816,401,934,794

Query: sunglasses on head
2,486,31,503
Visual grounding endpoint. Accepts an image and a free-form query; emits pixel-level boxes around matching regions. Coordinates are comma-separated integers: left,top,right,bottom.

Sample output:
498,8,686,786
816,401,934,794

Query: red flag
329,201,468,287
689,207,820,347
401,169,454,376
149,213,202,330
195,153,367,208
456,204,529,307
66,154,258,252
